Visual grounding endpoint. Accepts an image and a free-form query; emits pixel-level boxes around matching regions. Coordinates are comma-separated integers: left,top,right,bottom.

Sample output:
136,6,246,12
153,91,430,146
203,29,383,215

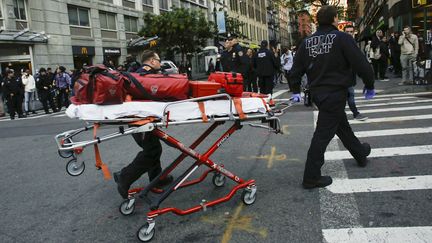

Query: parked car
161,60,179,74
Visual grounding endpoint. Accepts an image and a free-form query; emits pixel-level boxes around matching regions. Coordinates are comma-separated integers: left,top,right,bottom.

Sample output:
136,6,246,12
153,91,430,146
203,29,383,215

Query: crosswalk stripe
355,99,432,108
363,91,432,98
323,226,432,242
347,105,432,114
52,114,67,117
354,96,418,104
354,89,384,94
335,127,432,139
349,114,432,124
326,175,432,193
325,145,432,160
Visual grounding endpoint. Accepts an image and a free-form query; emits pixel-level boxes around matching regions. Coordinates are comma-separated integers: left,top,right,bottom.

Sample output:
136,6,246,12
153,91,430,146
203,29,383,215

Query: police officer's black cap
227,33,238,40
39,67,47,73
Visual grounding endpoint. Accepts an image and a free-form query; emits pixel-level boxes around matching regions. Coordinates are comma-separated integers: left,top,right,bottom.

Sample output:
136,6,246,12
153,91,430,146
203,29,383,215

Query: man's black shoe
153,175,174,188
357,143,371,167
302,176,333,189
113,172,129,199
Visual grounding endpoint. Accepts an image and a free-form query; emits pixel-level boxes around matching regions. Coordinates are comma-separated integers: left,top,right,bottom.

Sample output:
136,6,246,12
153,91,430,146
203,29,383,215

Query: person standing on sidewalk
0,73,5,117
2,69,25,119
344,25,368,121
54,66,71,110
281,48,294,90
398,26,418,85
253,40,279,94
36,68,57,114
289,5,375,189
21,69,37,115
389,32,402,77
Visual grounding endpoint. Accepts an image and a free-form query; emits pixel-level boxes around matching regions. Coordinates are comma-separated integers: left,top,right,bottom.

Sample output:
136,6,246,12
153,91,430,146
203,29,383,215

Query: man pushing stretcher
113,50,174,199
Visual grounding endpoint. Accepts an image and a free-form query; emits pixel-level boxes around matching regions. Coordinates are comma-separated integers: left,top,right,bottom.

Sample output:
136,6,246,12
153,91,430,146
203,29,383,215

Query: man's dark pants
119,132,163,187
258,76,274,94
303,89,367,181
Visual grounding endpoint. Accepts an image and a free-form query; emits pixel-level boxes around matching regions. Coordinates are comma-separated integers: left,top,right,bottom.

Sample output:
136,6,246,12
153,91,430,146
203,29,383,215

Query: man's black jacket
290,25,374,94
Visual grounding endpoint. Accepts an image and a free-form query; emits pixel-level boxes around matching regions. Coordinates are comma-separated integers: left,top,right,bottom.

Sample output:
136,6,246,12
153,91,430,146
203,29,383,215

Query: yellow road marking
282,125,290,134
221,204,244,243
237,147,300,168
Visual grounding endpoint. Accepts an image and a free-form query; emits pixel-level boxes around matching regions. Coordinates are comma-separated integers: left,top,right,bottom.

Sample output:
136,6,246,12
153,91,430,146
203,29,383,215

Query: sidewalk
368,73,432,95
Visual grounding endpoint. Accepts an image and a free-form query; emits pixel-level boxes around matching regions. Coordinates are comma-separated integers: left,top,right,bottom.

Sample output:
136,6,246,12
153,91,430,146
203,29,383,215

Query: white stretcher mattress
66,98,269,121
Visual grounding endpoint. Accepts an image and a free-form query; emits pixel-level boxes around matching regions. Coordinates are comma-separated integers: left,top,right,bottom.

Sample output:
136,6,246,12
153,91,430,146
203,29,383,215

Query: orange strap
93,123,112,180
233,98,246,120
260,98,270,112
198,102,209,123
129,117,155,126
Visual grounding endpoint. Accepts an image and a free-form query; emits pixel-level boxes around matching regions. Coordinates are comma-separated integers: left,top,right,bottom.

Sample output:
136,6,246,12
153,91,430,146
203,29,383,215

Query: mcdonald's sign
149,40,157,47
412,0,427,8
81,47,88,55
72,46,95,56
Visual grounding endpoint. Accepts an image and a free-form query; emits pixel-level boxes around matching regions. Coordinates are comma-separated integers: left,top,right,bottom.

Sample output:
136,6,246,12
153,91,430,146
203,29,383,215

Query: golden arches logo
150,40,157,47
81,47,88,55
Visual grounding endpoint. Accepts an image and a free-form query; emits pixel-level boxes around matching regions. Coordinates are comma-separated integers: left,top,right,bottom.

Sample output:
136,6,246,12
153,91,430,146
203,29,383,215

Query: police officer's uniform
114,64,170,198
253,44,279,94
221,41,248,75
290,24,375,187
3,73,24,119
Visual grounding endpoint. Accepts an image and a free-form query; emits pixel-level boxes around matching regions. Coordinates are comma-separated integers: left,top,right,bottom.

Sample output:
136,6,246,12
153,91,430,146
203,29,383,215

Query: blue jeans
347,86,359,117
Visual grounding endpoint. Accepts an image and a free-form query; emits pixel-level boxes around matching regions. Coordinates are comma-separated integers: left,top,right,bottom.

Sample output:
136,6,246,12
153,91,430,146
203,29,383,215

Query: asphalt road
1,84,432,243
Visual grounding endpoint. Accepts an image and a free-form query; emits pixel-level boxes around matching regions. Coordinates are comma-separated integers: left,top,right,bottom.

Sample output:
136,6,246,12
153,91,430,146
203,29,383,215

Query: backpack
71,65,126,105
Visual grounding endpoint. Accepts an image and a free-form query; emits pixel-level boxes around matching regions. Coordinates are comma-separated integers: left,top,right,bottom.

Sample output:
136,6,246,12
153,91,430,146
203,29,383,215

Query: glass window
13,0,26,20
159,0,169,10
99,11,117,30
124,15,138,32
68,6,90,27
143,0,153,5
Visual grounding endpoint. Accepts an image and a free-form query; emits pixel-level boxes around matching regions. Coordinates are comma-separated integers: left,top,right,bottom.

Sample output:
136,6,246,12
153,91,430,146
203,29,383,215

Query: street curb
378,84,432,95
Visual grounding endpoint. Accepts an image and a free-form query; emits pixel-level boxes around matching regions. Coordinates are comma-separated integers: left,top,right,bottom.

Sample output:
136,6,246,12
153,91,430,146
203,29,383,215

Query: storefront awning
0,29,48,44
127,36,158,48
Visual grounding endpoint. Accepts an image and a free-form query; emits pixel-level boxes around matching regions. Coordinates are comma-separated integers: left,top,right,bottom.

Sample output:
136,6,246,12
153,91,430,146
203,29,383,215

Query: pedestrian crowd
0,66,67,120
365,26,431,85
214,33,296,96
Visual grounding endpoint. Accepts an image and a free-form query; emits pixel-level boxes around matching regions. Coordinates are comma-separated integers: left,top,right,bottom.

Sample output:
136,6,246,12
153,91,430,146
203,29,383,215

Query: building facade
0,0,209,74
355,0,431,43
226,0,268,48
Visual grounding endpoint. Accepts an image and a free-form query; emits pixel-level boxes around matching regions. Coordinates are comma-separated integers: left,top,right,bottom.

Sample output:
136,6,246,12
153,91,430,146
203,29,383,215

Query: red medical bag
123,73,189,101
189,81,222,98
208,72,243,97
72,65,126,105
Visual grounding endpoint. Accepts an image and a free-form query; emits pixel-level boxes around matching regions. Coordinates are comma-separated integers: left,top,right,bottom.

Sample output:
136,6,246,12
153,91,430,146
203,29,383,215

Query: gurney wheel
212,173,226,187
241,189,257,205
119,199,135,216
137,222,155,242
58,138,74,158
66,158,85,176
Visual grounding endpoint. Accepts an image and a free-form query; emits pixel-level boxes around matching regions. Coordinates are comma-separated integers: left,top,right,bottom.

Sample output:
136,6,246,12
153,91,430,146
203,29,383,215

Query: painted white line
335,127,432,139
323,226,432,243
355,99,432,108
359,91,432,98
347,105,432,114
325,145,432,161
353,96,418,104
327,175,432,193
349,114,432,124
316,108,362,228
272,89,289,99
52,114,67,117
354,89,383,94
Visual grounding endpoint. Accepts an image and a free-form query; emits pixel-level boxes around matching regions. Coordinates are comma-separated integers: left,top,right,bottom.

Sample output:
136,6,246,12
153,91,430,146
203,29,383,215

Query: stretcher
55,93,293,242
